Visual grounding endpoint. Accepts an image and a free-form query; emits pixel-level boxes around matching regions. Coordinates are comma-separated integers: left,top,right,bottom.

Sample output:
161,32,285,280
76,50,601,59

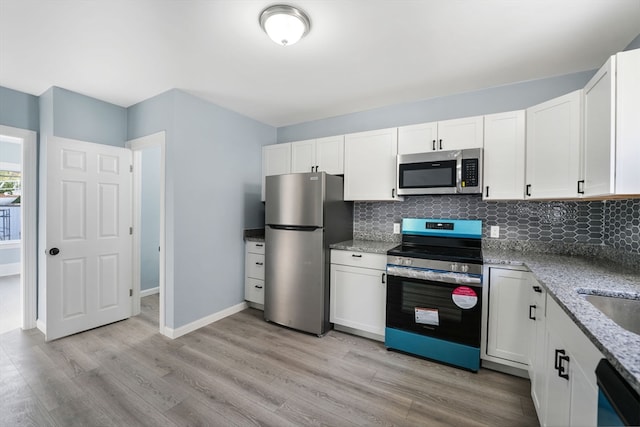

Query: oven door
386,270,482,347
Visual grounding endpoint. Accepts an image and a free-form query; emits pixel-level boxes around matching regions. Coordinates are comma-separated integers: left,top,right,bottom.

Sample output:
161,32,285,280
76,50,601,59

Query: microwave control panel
461,158,479,187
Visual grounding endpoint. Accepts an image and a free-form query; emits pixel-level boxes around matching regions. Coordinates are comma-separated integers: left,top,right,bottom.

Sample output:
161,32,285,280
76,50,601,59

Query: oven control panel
387,256,482,275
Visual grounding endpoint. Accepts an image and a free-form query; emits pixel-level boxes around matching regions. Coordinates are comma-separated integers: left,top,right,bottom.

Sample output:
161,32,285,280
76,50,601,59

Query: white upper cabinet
291,135,345,175
525,90,583,200
397,122,438,154
315,136,345,175
437,116,484,151
398,116,483,154
261,143,291,201
583,48,640,197
291,135,344,175
483,110,526,200
290,139,316,173
344,128,402,201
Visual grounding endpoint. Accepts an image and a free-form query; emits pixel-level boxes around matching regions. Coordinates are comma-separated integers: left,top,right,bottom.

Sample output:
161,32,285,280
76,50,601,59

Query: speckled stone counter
484,248,640,395
330,240,399,254
243,228,264,242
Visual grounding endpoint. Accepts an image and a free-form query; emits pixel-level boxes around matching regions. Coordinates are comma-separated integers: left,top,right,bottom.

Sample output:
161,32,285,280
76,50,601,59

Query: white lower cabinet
484,266,603,427
541,295,602,427
330,250,387,341
244,241,265,307
486,267,532,365
529,279,547,416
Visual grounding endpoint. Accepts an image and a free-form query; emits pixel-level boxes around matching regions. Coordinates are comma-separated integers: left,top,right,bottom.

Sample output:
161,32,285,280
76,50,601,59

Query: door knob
49,248,60,256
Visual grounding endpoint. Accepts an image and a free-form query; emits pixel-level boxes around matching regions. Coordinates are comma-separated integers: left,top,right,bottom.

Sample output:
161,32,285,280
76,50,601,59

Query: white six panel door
45,136,132,341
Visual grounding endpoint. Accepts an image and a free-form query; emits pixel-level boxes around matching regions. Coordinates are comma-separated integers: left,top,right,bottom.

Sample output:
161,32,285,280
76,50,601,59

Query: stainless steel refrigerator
264,172,353,336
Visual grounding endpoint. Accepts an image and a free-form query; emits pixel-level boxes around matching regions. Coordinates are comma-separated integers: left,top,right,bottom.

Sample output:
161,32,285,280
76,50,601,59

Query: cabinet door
398,122,438,154
529,283,547,415
568,354,598,427
262,143,291,201
614,48,640,195
486,268,531,364
316,135,344,175
246,252,265,280
583,57,615,197
245,278,264,305
344,128,400,201
544,329,572,427
291,139,316,173
525,90,582,199
437,116,484,150
483,111,525,200
330,263,386,336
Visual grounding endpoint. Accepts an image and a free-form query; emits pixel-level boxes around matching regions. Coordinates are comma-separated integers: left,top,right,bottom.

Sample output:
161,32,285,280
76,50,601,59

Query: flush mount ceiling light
259,4,311,46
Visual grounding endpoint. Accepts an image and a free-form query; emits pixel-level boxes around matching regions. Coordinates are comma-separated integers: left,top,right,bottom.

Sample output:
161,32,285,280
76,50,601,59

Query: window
0,138,22,242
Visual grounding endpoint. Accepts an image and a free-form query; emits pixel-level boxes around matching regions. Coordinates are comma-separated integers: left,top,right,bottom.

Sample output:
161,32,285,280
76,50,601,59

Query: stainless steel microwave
396,148,483,195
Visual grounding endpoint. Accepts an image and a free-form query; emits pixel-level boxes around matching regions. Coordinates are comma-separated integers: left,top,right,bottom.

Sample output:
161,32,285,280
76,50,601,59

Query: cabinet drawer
246,253,265,280
246,241,265,254
331,250,387,270
245,278,264,305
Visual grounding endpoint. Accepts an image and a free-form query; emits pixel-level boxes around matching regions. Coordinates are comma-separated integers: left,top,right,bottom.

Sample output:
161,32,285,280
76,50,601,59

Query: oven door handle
386,267,483,287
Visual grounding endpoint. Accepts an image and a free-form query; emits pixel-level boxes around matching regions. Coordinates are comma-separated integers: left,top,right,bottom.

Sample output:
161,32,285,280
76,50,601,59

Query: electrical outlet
490,226,500,238
393,223,401,234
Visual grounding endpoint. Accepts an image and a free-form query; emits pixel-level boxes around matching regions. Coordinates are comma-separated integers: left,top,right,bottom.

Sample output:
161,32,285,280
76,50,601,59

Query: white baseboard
334,324,385,342
164,301,248,339
36,318,46,335
140,286,159,297
0,262,20,277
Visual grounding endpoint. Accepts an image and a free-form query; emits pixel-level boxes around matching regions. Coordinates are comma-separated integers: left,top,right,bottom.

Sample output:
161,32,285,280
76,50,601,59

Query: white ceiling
1,1,639,127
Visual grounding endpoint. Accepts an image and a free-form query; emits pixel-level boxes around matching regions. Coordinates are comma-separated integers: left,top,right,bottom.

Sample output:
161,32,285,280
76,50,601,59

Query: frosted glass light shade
260,5,310,46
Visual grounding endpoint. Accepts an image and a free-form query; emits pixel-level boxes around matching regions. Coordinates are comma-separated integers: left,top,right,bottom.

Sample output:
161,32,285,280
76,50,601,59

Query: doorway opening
128,132,166,336
0,136,21,334
0,125,37,334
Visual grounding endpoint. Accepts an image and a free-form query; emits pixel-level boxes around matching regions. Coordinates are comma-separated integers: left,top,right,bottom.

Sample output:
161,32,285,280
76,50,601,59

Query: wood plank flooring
0,295,539,426
0,274,20,335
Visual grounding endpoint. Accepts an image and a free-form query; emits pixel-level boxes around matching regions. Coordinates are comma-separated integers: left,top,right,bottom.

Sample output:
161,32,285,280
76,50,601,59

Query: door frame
0,125,37,330
127,131,167,336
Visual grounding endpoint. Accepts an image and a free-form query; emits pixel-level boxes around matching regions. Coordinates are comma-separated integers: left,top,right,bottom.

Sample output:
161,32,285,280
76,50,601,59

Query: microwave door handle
456,154,463,193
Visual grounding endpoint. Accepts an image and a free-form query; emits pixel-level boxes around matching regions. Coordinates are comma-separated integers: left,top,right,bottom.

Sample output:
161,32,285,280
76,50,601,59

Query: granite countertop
330,239,399,254
484,248,640,395
243,228,264,242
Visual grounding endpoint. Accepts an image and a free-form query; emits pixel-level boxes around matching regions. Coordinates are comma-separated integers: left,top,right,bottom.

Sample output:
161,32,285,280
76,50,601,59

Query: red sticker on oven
452,286,478,309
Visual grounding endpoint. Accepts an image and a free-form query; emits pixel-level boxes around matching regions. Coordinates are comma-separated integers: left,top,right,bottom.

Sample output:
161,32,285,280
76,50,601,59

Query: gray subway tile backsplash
353,195,640,255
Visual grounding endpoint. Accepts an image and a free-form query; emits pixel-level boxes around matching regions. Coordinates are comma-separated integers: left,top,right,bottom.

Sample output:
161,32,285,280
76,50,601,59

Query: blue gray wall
43,87,127,147
625,32,640,50
0,86,39,132
277,70,596,142
140,146,161,291
128,89,276,329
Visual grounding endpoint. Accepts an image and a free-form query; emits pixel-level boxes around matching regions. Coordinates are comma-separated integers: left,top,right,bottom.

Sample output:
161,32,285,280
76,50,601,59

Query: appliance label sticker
415,307,439,326
452,286,478,309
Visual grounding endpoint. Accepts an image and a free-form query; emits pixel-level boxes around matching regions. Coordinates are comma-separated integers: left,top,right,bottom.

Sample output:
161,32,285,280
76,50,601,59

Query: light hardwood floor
0,295,539,426
0,274,20,335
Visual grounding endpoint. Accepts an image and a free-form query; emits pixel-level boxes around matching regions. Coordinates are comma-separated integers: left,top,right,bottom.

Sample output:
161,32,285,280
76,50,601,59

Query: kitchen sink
583,294,640,335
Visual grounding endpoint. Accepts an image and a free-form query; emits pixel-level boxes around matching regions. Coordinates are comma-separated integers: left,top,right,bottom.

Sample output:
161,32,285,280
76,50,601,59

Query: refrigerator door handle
267,225,321,232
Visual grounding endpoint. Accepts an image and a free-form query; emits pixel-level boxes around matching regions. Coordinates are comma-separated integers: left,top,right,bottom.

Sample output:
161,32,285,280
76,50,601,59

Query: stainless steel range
385,218,483,371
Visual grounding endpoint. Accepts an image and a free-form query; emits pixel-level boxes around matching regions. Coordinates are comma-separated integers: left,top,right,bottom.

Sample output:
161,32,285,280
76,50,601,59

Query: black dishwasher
596,359,640,426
